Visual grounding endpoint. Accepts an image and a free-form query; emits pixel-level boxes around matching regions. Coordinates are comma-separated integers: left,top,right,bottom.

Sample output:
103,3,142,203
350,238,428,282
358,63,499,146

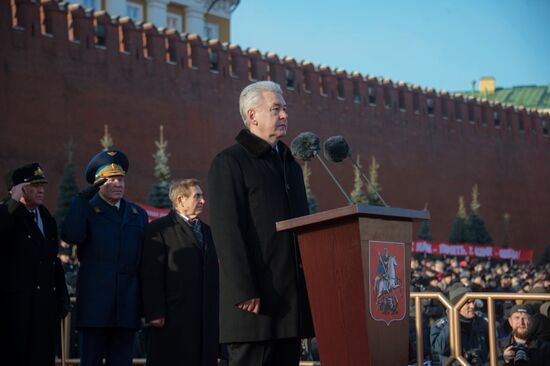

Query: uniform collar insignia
131,206,138,215
94,206,102,214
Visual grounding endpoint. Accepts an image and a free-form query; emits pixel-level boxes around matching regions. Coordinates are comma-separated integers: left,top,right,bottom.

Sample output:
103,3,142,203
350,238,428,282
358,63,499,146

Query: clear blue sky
231,0,550,92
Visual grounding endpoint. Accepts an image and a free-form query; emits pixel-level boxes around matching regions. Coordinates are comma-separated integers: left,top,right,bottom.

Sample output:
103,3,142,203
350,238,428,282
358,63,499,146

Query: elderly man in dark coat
141,179,219,366
0,163,69,366
62,150,148,366
208,80,314,366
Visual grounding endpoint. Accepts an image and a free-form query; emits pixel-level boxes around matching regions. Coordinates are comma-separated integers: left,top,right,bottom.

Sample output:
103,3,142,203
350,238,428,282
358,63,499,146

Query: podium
277,204,429,366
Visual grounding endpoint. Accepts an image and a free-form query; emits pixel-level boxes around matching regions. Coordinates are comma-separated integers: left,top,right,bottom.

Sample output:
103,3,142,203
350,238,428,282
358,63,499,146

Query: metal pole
487,297,497,366
415,296,424,366
314,153,354,205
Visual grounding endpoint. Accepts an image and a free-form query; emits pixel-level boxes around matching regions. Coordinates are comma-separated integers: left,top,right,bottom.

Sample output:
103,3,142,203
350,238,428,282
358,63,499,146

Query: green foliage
350,155,368,204
448,187,494,245
449,217,469,243
366,156,383,206
449,196,468,243
467,184,492,244
466,213,493,244
302,162,318,213
417,221,433,241
536,245,550,266
55,139,79,230
148,126,172,209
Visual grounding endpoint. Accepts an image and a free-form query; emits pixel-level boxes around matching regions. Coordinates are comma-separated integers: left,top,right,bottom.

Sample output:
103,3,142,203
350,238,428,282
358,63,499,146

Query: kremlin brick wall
2,0,550,254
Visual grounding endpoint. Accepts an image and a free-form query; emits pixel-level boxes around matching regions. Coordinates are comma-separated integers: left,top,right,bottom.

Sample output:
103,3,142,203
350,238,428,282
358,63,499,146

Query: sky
231,0,550,92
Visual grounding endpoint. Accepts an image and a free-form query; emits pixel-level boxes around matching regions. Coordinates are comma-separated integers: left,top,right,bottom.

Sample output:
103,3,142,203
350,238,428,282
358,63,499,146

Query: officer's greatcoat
0,199,68,366
61,195,148,329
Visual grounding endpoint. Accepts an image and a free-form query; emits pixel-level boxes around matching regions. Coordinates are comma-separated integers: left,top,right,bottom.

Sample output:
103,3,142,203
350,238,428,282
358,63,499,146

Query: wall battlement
2,0,550,252
3,0,549,140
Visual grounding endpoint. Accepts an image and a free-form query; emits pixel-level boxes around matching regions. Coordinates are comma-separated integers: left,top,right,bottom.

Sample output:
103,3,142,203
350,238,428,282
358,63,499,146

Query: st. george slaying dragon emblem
368,241,406,325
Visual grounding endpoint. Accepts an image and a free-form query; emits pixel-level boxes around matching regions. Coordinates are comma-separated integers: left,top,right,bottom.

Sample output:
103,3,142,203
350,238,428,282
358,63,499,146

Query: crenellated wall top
3,0,550,123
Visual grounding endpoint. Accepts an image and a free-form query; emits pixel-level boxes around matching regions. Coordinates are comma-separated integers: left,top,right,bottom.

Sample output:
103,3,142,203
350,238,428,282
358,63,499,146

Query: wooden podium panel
277,205,429,366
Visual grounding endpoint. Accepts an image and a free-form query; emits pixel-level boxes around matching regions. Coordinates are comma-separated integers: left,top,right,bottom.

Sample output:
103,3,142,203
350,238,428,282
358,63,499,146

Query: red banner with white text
136,202,170,222
412,241,534,262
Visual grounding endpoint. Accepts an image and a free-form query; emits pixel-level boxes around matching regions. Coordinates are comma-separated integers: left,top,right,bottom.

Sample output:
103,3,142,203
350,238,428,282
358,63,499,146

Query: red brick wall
2,0,550,254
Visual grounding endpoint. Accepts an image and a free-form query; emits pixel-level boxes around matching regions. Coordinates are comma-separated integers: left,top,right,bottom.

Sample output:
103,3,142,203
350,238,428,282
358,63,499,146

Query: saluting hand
237,297,260,314
78,178,107,200
9,182,29,202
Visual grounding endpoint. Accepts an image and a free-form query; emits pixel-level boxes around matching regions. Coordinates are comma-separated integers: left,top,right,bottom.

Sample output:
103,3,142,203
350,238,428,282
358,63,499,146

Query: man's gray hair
169,179,200,207
239,81,283,128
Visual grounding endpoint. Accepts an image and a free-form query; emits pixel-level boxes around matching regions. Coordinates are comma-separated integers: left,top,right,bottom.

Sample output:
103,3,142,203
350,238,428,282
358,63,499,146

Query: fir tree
55,138,79,230
466,184,493,244
100,124,114,151
302,161,318,213
536,244,550,266
366,156,383,206
148,125,172,208
449,196,468,243
350,154,368,204
417,221,433,241
417,203,432,240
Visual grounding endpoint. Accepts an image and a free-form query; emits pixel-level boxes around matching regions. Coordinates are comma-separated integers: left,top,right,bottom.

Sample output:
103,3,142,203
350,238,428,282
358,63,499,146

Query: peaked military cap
9,163,48,188
85,149,129,184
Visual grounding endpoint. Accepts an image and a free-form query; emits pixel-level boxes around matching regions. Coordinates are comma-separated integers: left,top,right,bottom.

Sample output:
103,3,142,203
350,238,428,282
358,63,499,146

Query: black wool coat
208,129,315,343
0,199,69,366
141,211,219,366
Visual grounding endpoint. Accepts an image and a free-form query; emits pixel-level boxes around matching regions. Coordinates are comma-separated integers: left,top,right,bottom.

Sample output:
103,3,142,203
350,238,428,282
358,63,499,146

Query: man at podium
208,81,314,366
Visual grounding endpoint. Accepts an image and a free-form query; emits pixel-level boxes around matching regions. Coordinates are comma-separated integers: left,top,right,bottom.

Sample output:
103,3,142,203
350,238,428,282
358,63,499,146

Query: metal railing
410,292,550,366
55,293,550,365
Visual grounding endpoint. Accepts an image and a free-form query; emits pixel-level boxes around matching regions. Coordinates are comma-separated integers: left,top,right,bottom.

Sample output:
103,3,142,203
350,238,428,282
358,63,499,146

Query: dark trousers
80,327,135,366
226,338,301,366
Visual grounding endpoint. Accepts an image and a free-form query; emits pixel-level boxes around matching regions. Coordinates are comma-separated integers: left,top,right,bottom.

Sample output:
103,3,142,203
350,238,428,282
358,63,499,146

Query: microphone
323,135,350,162
323,135,388,207
290,131,320,161
291,132,354,205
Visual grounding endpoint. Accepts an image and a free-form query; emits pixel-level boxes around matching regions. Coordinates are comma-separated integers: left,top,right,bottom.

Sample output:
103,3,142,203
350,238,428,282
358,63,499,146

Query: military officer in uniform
0,163,69,366
62,150,148,366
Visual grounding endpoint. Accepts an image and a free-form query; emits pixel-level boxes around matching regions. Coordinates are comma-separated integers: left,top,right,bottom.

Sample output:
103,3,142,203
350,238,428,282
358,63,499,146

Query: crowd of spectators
56,246,550,364
410,255,550,365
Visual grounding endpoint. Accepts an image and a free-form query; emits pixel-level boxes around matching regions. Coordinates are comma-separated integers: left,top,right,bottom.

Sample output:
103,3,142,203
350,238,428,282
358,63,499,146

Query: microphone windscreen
290,132,321,161
324,135,351,162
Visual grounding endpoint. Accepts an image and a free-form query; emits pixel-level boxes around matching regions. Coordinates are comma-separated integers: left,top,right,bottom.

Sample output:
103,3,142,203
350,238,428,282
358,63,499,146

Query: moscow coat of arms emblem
368,240,406,325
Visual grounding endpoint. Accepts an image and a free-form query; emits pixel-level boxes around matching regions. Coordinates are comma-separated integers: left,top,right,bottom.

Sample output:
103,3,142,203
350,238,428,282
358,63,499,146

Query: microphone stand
348,155,389,207
313,151,355,205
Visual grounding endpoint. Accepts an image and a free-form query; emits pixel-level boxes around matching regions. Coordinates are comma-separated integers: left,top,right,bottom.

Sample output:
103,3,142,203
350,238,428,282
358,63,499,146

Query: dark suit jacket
141,210,219,366
0,199,68,366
